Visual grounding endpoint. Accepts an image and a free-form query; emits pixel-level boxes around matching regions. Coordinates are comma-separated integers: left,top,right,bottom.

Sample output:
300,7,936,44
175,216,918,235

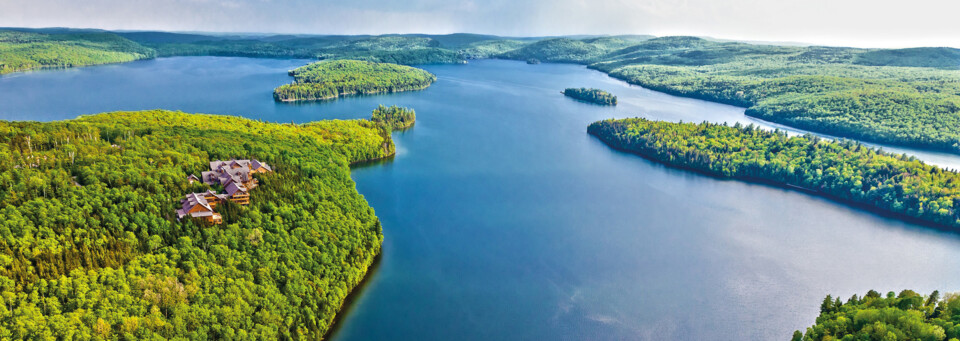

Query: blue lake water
3,57,960,340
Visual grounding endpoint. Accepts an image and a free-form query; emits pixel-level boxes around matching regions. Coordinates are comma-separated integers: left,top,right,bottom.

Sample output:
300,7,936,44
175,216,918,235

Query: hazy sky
2,0,958,48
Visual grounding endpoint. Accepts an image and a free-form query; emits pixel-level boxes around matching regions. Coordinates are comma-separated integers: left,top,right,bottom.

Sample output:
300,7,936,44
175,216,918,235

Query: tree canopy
370,104,416,131
795,289,960,341
563,88,617,105
0,110,392,339
589,118,960,230
273,60,436,102
0,31,155,75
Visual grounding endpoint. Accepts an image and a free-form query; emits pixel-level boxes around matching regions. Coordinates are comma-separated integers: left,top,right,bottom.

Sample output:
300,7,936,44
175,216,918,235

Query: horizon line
6,25,960,50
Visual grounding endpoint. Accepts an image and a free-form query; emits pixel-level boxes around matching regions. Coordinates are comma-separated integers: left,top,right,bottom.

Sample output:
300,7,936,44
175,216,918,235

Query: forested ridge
793,290,960,341
588,118,960,230
148,37,465,65
273,60,436,102
0,31,155,75
563,88,617,105
485,34,960,154
0,110,393,339
582,37,960,154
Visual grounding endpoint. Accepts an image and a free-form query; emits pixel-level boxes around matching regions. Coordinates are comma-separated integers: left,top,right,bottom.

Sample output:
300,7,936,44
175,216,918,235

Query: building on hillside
249,160,273,173
224,181,250,205
201,159,272,189
202,190,228,208
176,192,222,224
178,159,270,224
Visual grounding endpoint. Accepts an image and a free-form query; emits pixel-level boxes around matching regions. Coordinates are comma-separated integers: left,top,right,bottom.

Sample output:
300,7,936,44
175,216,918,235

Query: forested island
793,290,959,340
273,60,436,102
588,118,960,230
563,88,617,105
371,104,416,130
0,110,393,338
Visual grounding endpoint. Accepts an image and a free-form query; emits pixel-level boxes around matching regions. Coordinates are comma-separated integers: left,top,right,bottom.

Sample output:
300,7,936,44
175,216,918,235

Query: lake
3,57,960,340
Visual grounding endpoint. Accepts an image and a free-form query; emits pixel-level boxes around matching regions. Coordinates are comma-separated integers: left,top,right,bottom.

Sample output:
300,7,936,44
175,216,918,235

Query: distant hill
497,37,647,63
116,31,229,44
855,47,960,68
0,30,156,74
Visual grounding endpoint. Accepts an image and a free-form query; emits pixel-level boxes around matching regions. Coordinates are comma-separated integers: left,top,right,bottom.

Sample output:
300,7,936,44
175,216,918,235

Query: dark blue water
3,57,960,340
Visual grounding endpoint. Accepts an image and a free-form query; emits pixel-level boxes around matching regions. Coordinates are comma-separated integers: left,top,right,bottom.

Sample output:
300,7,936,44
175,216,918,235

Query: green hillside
0,110,391,338
0,30,156,74
586,37,960,153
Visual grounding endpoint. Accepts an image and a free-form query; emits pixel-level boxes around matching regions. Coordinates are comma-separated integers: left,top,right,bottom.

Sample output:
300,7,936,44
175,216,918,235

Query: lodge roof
225,181,248,197
177,192,214,219
180,159,272,222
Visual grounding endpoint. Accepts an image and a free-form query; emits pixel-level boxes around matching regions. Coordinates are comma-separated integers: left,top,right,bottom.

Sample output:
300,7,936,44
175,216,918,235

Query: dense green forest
0,31,155,74
273,60,436,102
563,88,617,105
793,290,960,340
0,110,393,339
573,37,960,154
370,105,416,130
499,36,651,63
132,34,471,65
588,118,960,229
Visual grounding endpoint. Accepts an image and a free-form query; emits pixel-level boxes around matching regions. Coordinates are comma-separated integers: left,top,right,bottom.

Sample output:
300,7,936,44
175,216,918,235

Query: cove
3,57,960,339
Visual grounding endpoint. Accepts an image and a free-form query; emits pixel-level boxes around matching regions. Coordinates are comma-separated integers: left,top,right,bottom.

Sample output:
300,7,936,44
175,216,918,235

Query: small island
371,104,416,130
563,87,617,105
588,118,960,230
273,59,436,102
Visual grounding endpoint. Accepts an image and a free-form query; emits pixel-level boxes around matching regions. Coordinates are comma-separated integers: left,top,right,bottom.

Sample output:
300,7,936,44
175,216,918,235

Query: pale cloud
0,0,958,48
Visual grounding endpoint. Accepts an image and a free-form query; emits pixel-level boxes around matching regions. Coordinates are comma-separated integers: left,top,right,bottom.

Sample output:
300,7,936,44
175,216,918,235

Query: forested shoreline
0,110,394,338
588,118,960,230
273,60,436,102
794,290,960,340
501,36,960,155
0,31,156,74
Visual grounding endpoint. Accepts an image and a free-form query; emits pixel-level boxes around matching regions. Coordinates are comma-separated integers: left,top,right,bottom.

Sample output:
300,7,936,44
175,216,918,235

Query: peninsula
588,118,960,230
0,110,393,338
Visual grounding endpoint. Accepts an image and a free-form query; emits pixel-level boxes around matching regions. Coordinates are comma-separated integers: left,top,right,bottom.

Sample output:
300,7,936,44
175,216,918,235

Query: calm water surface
3,57,960,340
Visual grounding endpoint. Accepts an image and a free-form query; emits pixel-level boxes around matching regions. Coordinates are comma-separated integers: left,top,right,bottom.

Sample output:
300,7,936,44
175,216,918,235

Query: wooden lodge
178,159,272,224
201,159,273,190
224,181,250,205
177,192,223,225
